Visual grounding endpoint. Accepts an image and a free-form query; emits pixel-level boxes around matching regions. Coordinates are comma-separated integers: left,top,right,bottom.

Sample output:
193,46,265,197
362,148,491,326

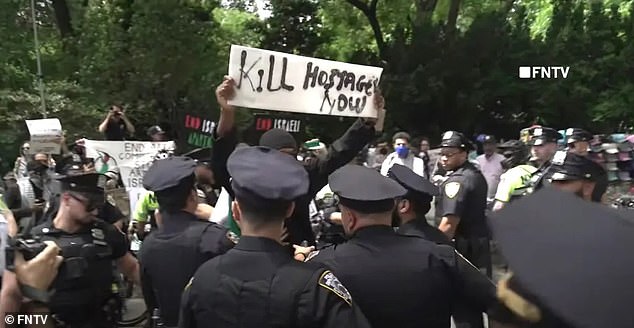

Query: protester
476,135,505,201
98,104,135,141
380,132,427,178
13,142,31,178
211,75,382,246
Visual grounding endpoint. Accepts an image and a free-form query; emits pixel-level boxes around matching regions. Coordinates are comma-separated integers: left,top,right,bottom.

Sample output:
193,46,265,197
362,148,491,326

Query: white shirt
380,152,427,178
0,213,7,272
476,153,505,198
210,187,231,225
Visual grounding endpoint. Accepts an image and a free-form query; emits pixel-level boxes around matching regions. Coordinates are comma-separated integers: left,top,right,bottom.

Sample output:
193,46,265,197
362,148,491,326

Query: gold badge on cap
443,131,454,140
444,182,461,199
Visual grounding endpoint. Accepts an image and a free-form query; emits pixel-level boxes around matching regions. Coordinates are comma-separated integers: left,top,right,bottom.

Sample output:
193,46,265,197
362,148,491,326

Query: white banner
25,118,63,154
83,140,175,189
228,45,383,118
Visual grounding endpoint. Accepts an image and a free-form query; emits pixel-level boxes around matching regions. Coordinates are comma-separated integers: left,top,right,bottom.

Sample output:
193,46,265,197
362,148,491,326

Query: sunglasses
68,192,103,212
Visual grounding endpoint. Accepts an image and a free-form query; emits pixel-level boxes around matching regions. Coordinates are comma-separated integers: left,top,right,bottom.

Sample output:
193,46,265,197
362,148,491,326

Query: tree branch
446,0,462,39
346,0,387,61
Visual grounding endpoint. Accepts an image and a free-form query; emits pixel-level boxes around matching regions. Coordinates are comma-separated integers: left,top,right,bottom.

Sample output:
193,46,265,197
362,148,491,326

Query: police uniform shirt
180,236,371,328
30,219,128,322
179,147,371,328
139,212,235,326
309,226,462,328
437,161,489,238
398,219,452,245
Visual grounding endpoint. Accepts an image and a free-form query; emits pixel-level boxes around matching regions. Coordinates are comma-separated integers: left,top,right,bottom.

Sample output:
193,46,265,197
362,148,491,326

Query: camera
4,235,47,270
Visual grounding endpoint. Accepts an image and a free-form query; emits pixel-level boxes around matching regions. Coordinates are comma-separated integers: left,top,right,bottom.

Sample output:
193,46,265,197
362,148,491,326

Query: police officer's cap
528,127,561,146
227,146,309,204
387,164,439,201
439,131,474,150
143,156,196,192
329,165,407,214
183,147,212,165
546,151,597,182
565,128,593,144
57,172,106,195
489,188,634,328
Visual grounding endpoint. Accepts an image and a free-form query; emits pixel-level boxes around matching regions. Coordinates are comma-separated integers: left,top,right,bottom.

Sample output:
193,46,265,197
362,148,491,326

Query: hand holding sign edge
216,75,237,112
361,87,385,127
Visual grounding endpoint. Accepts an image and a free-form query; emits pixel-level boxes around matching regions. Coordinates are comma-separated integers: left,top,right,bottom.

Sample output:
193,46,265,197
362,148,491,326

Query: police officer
490,187,634,327
139,157,235,327
300,165,497,328
183,147,220,207
0,172,140,328
179,146,371,328
435,131,491,275
386,164,450,245
532,150,605,202
527,126,561,167
492,140,535,211
565,128,607,202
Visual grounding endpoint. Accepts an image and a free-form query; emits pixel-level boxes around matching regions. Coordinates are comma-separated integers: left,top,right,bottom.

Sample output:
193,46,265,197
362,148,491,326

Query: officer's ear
398,199,410,214
231,201,242,224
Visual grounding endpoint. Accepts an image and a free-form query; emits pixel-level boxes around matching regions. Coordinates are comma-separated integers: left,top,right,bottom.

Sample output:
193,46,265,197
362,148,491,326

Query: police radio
4,235,48,270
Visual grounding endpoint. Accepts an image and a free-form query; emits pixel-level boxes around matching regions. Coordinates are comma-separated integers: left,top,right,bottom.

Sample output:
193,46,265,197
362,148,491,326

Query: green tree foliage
1,0,634,172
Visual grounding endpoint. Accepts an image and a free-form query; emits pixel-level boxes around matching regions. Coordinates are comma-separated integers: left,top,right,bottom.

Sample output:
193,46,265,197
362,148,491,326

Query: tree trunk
50,0,73,38
414,0,439,27
446,0,462,39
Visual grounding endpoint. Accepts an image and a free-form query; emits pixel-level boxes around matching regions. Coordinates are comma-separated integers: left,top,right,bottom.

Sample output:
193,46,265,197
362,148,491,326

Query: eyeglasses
68,192,102,212
22,147,30,150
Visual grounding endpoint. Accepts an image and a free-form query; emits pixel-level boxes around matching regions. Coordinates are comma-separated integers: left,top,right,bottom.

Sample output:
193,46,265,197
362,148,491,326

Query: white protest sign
83,140,175,189
228,45,383,118
25,118,63,154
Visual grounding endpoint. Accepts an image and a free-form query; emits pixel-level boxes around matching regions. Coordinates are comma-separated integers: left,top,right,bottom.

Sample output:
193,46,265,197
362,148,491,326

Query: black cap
497,140,525,152
489,187,634,328
146,125,165,137
259,129,297,151
57,172,106,195
481,135,497,144
439,131,474,150
329,165,407,213
183,148,212,165
143,157,196,192
528,127,561,146
387,164,439,200
227,146,308,205
545,151,596,181
565,128,593,144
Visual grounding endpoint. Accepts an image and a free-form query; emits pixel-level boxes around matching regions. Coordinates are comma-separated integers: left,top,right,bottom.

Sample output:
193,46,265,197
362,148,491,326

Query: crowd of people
0,75,633,328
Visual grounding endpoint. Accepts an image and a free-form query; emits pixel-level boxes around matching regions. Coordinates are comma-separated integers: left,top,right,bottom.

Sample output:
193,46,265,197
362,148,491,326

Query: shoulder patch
318,270,352,306
444,182,461,199
226,231,239,244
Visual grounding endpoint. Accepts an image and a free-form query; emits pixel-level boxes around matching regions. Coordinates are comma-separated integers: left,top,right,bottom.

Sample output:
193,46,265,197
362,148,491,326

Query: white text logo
518,66,570,79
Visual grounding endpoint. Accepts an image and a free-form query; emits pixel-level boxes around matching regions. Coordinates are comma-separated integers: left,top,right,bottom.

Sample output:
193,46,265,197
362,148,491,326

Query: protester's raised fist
215,76,236,111
15,241,63,291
